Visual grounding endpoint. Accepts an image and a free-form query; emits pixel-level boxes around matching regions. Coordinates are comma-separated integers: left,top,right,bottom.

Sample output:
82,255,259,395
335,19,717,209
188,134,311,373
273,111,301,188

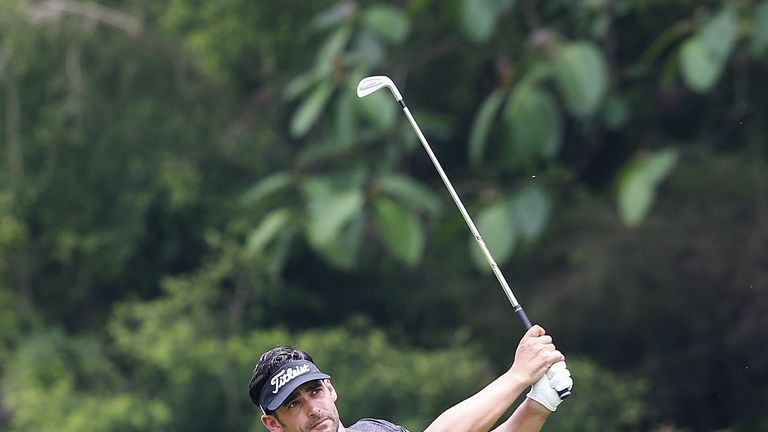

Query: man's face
261,379,341,432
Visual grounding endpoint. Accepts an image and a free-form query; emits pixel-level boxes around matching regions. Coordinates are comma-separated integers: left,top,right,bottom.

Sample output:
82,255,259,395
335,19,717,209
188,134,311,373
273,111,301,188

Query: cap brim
265,372,331,411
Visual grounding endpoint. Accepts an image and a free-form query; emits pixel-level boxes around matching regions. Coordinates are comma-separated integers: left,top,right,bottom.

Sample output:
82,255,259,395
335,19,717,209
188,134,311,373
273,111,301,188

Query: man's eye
288,400,299,409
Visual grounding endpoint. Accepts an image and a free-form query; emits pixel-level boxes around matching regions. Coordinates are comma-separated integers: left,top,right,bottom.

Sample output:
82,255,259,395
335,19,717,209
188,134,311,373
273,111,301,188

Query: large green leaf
554,41,608,118
699,6,738,59
470,199,516,271
362,5,410,44
459,0,515,42
377,174,443,216
680,7,737,94
246,208,293,254
679,39,719,93
305,182,364,248
469,89,505,167
316,25,353,75
283,70,322,101
460,0,498,42
317,216,365,270
510,184,550,241
374,198,425,266
617,148,679,226
505,85,563,161
290,82,333,138
243,172,291,205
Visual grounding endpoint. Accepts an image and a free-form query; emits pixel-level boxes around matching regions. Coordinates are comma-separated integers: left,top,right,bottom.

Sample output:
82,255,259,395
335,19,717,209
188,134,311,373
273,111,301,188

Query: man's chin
309,418,337,432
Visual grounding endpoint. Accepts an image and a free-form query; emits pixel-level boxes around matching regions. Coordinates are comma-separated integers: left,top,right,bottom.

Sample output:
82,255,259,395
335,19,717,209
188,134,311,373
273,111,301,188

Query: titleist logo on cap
270,363,311,394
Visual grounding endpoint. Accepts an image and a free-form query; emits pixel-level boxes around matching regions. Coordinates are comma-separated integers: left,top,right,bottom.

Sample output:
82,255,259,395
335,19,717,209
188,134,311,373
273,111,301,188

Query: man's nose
304,399,323,417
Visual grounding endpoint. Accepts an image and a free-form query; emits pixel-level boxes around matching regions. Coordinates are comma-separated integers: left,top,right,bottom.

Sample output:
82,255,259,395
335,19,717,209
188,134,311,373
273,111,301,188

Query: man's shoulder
347,418,410,432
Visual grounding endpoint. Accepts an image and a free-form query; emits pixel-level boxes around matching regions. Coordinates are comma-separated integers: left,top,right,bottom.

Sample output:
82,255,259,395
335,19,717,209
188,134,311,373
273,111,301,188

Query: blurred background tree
1,0,766,431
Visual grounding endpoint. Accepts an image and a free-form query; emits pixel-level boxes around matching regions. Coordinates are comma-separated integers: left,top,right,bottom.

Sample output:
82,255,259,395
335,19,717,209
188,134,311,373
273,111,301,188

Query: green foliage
553,41,608,119
459,0,516,42
679,6,738,93
362,5,411,44
506,84,563,163
470,184,550,271
468,89,505,167
617,148,679,226
4,330,170,432
304,179,364,250
377,174,443,217
543,357,649,431
374,197,426,266
470,197,517,271
290,81,335,138
1,1,767,431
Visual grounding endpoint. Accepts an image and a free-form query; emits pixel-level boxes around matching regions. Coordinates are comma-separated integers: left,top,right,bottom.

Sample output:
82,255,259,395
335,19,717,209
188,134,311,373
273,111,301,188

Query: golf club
357,75,571,399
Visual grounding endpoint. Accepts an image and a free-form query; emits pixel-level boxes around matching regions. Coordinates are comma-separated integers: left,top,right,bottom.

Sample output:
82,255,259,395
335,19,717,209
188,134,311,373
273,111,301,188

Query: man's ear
261,414,283,432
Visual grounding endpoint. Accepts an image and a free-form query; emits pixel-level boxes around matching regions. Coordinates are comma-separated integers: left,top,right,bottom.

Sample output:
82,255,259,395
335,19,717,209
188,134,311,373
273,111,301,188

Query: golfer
248,325,572,432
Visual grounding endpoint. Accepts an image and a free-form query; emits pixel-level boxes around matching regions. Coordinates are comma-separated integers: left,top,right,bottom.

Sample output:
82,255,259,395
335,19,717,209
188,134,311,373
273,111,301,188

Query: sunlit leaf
375,198,425,266
316,25,353,74
506,85,563,161
680,8,737,94
617,148,679,226
554,41,608,118
469,89,505,167
267,230,297,276
290,82,333,138
283,71,321,101
618,163,653,227
699,7,738,59
470,199,516,271
243,172,291,205
377,174,443,216
317,216,364,270
353,29,386,66
643,148,679,183
510,184,550,241
246,208,293,254
362,5,410,44
305,183,364,248
679,39,720,93
460,0,498,42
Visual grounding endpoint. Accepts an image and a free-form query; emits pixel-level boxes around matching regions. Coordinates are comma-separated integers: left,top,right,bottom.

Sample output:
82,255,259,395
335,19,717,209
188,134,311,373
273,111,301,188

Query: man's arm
491,399,551,432
421,325,563,432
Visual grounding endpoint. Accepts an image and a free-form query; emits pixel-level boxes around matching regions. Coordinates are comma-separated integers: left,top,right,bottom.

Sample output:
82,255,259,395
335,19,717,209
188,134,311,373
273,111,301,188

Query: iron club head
356,75,403,101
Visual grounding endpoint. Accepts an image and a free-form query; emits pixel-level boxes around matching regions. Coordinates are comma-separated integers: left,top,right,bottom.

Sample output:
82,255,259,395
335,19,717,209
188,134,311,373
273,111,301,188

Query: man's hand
509,325,565,386
526,362,573,412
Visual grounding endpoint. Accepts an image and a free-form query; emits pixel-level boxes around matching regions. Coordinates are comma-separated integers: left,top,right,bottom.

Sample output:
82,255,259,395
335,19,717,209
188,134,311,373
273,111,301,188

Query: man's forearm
422,370,530,432
491,399,551,432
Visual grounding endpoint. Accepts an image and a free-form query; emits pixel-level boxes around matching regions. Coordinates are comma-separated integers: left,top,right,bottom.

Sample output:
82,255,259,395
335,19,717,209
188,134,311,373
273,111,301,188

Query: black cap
258,360,331,412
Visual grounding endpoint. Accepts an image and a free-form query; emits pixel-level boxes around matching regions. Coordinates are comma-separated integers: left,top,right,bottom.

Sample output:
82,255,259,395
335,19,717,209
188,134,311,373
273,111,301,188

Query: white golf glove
526,361,573,412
